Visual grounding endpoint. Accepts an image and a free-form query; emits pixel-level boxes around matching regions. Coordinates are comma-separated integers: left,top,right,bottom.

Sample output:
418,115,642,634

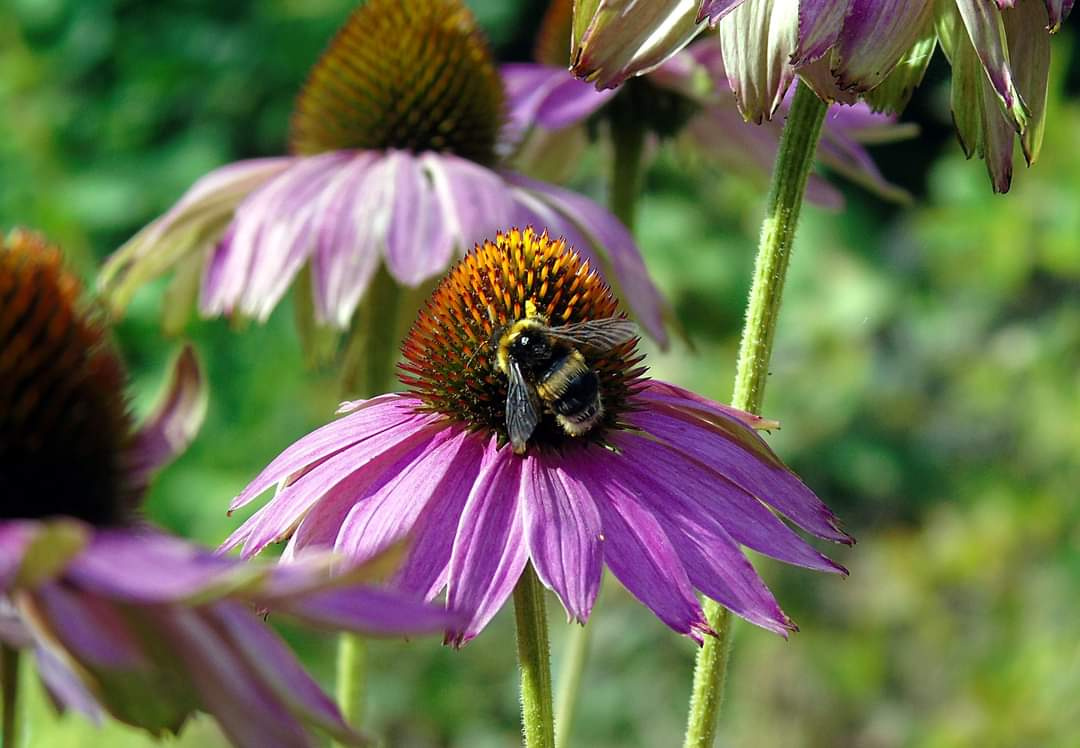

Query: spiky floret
0,230,133,524
290,0,505,166
399,227,646,451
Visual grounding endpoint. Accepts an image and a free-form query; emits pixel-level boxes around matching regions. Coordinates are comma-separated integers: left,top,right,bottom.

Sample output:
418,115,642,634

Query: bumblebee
494,301,637,454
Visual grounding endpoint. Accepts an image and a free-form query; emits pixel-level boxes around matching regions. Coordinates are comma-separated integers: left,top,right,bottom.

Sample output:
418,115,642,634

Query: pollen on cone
398,227,645,449
0,230,132,524
290,0,505,165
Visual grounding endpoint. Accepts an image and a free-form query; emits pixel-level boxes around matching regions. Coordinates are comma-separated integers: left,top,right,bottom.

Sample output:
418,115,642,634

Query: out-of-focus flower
100,0,668,347
718,0,1065,192
0,229,453,747
507,8,913,208
570,0,743,88
225,228,851,647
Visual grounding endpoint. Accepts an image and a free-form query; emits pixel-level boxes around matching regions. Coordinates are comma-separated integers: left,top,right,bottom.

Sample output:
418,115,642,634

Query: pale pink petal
384,151,455,287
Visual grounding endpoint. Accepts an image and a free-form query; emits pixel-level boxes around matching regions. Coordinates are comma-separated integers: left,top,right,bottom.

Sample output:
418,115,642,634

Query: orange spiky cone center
290,0,505,166
399,228,646,451
0,230,133,524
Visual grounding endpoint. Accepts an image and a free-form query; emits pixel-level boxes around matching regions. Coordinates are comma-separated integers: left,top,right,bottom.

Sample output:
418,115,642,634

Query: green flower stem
2,645,19,748
514,563,555,748
341,266,405,397
610,115,647,232
334,633,367,743
554,621,591,748
682,80,828,748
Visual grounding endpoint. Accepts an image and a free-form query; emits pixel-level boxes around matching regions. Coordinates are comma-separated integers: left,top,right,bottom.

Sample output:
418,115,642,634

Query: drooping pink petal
445,442,528,646
507,173,670,347
718,0,798,123
610,433,846,574
124,345,207,499
700,0,751,22
1045,0,1075,30
831,0,936,93
270,586,460,636
501,64,614,145
30,585,144,668
384,151,456,287
792,0,851,66
425,153,514,255
520,451,603,624
33,643,105,722
589,457,712,642
626,406,851,543
308,152,383,328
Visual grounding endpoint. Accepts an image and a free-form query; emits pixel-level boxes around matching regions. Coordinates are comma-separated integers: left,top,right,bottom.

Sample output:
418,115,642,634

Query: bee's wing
544,318,639,351
506,360,541,454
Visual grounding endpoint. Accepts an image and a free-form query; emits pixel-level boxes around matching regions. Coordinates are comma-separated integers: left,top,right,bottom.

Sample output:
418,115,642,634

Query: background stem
682,80,828,748
514,563,555,748
609,115,647,232
2,645,20,748
554,621,591,748
334,633,366,744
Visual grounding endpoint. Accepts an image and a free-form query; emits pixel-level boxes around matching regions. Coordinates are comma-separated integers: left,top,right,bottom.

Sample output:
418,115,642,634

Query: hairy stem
514,563,555,748
682,80,828,748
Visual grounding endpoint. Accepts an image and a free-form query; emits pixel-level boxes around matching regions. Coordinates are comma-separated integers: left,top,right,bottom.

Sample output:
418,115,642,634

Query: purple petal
520,451,603,624
272,586,458,636
0,523,34,590
589,456,711,641
308,152,383,328
30,585,144,668
980,69,1016,193
633,380,779,430
506,173,669,347
792,0,851,66
1045,0,1075,30
955,0,1030,131
125,345,207,499
424,153,513,254
718,0,798,123
394,434,488,600
384,151,456,287
832,0,937,93
227,395,429,513
445,442,528,646
626,404,851,544
501,64,613,143
334,428,470,563
34,643,105,722
227,417,444,558
1004,1,1051,164
610,433,845,574
700,0,750,22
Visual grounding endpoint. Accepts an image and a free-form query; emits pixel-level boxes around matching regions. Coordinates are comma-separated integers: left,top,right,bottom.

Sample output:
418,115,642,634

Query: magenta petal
228,395,429,513
611,433,845,574
520,452,603,624
833,0,937,92
34,644,105,722
0,523,34,589
31,585,144,668
425,153,513,254
334,428,469,562
384,151,455,287
501,64,613,142
1045,0,1075,30
590,459,711,642
394,433,487,600
273,586,459,636
700,0,750,23
793,0,851,66
626,405,850,544
445,443,528,646
229,418,443,558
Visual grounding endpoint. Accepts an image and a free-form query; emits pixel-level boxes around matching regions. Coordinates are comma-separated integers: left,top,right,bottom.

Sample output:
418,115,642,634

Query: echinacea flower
506,4,913,208
99,0,669,349
225,227,851,647
0,229,453,746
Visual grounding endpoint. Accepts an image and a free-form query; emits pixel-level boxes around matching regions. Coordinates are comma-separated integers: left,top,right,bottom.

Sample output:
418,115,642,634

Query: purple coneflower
505,4,913,209
0,230,452,747
225,228,851,647
99,0,668,347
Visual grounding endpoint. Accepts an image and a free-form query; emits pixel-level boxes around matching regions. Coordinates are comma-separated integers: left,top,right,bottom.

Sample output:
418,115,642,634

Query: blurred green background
3,1,1079,746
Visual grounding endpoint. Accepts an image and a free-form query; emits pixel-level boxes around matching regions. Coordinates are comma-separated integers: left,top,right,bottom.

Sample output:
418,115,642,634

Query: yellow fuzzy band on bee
400,227,645,450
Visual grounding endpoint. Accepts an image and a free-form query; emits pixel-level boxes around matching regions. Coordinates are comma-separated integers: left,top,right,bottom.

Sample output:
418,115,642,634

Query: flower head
226,228,851,647
0,230,452,746
100,0,668,346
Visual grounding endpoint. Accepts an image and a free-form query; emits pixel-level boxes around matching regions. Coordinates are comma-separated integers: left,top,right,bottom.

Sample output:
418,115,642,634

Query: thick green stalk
682,80,828,748
609,116,647,233
340,266,404,397
514,563,555,748
334,634,367,744
2,645,19,748
554,621,591,748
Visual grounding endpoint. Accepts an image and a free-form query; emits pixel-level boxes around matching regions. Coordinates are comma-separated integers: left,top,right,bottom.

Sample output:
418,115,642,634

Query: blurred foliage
2,1,1079,747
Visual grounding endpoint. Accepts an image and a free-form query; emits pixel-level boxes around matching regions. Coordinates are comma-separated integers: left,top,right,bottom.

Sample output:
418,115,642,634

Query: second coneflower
226,227,851,646
99,0,668,349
